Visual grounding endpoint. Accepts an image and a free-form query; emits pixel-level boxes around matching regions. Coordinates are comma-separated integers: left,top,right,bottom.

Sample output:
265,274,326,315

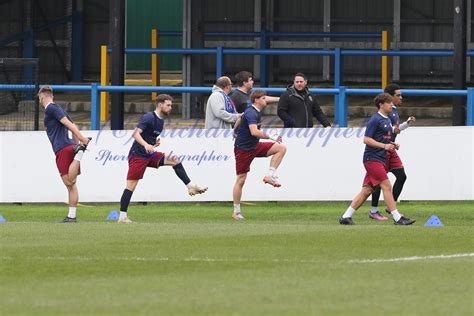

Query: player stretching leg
38,86,91,223
232,90,287,220
339,93,415,226
118,94,207,223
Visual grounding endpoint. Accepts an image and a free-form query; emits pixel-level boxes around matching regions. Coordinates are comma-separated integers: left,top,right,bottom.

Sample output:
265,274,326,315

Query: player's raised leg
162,155,208,196
263,142,286,187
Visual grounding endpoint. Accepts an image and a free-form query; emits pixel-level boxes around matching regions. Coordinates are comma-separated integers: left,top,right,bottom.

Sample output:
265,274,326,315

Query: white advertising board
0,127,472,202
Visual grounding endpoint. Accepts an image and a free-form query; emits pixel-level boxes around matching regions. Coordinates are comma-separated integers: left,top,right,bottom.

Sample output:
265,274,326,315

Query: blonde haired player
38,86,91,223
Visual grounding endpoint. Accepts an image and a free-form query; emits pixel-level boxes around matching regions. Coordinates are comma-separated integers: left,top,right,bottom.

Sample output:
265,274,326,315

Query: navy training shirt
44,103,75,153
389,105,400,142
129,111,164,158
363,112,393,164
235,105,261,151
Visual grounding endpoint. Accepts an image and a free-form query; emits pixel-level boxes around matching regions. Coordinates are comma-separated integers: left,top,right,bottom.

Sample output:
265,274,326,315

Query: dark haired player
369,83,415,220
340,93,415,225
118,94,207,223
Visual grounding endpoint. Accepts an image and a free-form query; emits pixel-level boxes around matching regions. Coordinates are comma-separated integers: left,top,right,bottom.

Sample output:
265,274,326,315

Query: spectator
230,71,279,113
205,76,240,129
277,73,331,128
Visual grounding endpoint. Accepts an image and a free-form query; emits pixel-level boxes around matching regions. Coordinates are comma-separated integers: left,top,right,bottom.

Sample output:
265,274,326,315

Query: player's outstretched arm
59,117,90,145
398,116,416,133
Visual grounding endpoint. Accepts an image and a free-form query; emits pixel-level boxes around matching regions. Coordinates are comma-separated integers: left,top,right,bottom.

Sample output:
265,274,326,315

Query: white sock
186,182,194,189
342,206,356,219
74,151,84,162
68,207,76,218
233,204,241,213
370,206,378,214
391,209,402,221
267,167,276,178
120,211,127,219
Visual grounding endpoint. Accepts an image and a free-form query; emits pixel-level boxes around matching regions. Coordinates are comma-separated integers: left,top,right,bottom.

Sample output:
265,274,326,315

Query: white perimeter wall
0,127,472,202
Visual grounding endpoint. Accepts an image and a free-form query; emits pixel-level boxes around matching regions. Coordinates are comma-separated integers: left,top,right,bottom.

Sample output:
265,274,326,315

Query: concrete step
320,105,452,119
65,113,452,131
23,100,453,119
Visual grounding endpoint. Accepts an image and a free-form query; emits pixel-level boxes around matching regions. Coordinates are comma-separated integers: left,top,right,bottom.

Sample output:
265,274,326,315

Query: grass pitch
0,201,473,315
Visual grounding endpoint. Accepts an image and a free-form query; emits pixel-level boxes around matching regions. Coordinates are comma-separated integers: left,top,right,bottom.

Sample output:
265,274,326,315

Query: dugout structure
0,58,39,131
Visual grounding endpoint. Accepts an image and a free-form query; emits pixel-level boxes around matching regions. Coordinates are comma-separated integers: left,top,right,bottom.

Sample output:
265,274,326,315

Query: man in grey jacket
205,76,240,129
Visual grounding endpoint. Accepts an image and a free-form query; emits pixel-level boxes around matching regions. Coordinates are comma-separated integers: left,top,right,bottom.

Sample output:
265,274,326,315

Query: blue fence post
216,46,224,78
467,88,474,126
22,29,34,58
71,10,83,81
336,86,348,127
90,83,100,130
334,48,342,125
260,30,268,87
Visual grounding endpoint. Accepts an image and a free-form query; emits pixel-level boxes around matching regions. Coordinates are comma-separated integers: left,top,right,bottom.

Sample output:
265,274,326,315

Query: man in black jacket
277,73,331,128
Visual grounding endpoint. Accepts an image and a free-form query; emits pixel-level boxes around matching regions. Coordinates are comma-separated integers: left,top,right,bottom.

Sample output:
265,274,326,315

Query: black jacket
277,85,331,128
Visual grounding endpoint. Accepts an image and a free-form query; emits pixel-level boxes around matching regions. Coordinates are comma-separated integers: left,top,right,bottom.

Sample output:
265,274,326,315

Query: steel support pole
109,0,125,130
190,0,204,118
323,0,331,81
71,0,84,81
453,0,467,126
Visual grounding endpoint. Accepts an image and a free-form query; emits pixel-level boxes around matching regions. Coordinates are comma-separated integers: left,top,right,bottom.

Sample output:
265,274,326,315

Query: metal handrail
1,84,472,129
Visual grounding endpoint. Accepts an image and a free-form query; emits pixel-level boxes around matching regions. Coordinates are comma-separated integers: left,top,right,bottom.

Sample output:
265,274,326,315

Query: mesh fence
0,58,39,131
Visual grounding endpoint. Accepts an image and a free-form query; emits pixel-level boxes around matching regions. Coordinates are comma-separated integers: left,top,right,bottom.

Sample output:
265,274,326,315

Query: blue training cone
424,215,443,227
106,210,119,220
0,215,6,222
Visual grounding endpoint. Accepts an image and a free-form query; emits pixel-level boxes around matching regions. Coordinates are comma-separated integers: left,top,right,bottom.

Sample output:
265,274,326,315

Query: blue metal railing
0,13,83,81
1,84,472,129
113,47,473,118
109,47,473,91
158,31,382,39
156,30,382,86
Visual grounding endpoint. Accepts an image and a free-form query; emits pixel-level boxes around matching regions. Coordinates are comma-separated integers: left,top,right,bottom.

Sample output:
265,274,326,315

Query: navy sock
120,189,133,213
173,163,191,185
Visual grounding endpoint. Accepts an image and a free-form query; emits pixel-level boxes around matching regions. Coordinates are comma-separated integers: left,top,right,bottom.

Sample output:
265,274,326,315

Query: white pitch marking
349,253,474,264
2,254,472,264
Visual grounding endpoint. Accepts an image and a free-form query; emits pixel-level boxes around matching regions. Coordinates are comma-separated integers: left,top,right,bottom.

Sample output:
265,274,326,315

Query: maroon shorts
55,144,79,177
362,160,389,189
387,149,404,170
127,152,165,180
234,142,275,175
